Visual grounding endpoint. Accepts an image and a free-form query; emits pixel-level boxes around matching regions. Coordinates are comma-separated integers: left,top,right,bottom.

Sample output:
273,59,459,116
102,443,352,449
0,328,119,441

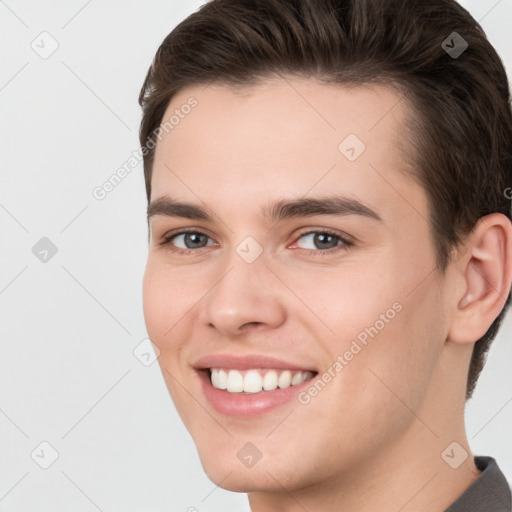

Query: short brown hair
138,0,512,400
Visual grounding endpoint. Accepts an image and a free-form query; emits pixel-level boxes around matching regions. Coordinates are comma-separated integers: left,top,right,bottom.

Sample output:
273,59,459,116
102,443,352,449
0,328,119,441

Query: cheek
293,287,446,469
287,262,401,349
142,260,204,390
333,273,446,421
142,264,168,341
142,260,194,342
143,263,200,425
309,258,446,409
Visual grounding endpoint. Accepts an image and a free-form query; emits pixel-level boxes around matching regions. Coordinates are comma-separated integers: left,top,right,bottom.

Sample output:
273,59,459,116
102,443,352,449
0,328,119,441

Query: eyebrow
147,195,382,224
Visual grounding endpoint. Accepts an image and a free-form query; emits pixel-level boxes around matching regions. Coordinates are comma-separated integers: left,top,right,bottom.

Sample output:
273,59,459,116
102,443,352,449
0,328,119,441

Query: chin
200,461,289,493
196,443,308,493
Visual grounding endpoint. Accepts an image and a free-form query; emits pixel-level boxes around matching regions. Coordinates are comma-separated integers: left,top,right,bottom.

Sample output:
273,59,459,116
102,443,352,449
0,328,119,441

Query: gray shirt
445,456,511,511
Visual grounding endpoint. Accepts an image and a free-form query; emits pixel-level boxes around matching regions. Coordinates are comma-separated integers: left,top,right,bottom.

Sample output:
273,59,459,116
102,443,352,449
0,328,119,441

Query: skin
143,76,512,512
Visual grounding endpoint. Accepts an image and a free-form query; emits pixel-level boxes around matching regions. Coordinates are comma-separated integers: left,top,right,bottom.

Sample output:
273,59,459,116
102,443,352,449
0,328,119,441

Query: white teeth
262,370,278,391
278,370,292,389
211,368,228,390
243,370,263,393
291,371,304,385
210,368,312,393
226,370,244,392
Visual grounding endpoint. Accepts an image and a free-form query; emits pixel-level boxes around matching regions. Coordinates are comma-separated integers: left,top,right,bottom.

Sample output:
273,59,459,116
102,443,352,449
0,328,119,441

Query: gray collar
445,456,511,511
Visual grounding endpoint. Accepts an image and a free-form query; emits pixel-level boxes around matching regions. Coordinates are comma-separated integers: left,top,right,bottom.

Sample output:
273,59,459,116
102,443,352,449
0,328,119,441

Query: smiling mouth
207,368,317,394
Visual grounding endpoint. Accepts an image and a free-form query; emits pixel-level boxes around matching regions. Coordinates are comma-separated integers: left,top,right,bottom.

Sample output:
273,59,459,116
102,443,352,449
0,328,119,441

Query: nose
200,253,287,337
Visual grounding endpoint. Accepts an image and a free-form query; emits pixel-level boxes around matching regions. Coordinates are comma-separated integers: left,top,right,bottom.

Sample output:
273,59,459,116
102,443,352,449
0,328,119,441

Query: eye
292,229,352,255
160,230,216,254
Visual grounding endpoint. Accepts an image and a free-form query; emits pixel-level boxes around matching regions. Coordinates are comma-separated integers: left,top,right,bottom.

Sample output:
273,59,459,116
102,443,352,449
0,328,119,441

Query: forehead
151,77,422,221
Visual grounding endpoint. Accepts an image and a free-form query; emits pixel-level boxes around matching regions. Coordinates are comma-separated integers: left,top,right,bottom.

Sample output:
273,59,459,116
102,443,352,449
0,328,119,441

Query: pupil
186,233,206,248
315,233,336,249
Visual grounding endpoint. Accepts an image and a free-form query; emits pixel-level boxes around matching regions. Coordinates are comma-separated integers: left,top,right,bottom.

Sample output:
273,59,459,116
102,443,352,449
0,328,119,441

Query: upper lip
193,354,317,372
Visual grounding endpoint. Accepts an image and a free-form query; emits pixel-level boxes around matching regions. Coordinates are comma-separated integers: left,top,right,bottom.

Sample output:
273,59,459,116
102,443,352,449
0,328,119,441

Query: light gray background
0,1,511,511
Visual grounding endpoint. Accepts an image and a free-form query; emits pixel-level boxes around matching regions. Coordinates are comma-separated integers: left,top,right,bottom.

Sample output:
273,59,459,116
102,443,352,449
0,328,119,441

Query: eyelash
159,228,354,257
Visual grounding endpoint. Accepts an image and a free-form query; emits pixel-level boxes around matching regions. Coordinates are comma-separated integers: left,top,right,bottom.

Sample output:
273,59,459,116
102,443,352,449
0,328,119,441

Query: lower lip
198,370,316,417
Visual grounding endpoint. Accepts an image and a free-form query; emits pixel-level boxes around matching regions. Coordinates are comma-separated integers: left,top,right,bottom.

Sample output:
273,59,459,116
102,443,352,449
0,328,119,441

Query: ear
448,213,512,344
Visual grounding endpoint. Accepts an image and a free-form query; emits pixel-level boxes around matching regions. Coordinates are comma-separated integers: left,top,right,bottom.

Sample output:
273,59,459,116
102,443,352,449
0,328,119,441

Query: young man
138,0,512,510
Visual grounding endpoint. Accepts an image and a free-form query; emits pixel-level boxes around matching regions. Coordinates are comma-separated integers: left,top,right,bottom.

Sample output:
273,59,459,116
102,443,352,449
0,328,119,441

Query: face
143,78,452,492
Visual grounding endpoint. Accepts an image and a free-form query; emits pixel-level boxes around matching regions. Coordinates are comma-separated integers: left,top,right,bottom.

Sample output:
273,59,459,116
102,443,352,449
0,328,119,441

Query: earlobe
448,213,512,344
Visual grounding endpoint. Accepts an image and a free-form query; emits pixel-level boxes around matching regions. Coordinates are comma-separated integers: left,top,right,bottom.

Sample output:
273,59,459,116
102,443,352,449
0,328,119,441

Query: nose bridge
200,239,286,334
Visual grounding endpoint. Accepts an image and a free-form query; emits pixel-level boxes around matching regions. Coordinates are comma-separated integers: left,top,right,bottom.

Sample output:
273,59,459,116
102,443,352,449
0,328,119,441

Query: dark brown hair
138,0,512,400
